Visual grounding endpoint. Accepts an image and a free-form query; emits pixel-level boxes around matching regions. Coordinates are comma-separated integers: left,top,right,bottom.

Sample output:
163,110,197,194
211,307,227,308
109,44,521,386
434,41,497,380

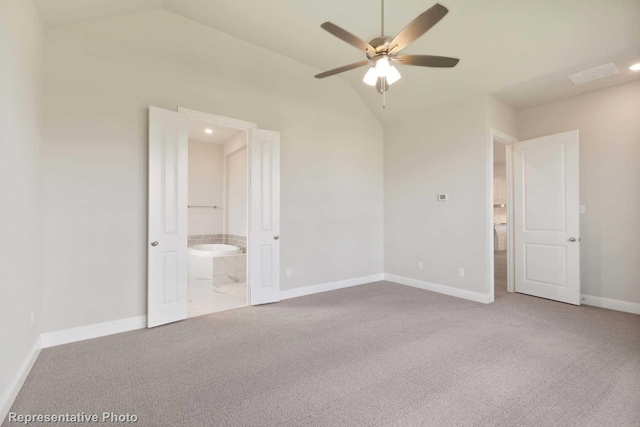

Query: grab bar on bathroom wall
188,205,218,209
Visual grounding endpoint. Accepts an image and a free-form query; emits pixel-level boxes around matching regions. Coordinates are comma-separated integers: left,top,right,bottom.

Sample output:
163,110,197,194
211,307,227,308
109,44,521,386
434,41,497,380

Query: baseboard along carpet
5,281,640,426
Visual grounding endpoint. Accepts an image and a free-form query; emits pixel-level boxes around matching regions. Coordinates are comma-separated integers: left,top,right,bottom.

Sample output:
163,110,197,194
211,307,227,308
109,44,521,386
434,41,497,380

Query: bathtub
188,244,245,282
188,244,242,257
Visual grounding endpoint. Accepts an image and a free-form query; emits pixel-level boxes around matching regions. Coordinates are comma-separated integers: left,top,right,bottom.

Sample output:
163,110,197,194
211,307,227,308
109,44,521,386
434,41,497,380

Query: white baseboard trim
1,337,41,422
581,294,640,315
280,274,385,300
385,273,493,304
41,315,147,348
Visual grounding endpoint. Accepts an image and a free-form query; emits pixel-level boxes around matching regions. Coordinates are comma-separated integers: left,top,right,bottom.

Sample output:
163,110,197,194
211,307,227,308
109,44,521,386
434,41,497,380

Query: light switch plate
580,205,586,215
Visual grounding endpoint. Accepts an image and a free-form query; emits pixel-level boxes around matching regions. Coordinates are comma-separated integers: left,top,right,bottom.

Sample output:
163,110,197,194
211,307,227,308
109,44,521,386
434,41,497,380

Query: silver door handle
150,241,159,246
274,236,280,240
568,237,577,242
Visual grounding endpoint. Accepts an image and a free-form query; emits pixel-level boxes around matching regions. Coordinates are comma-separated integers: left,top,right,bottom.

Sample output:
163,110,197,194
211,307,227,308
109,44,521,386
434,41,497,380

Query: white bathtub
188,244,242,257
188,244,244,282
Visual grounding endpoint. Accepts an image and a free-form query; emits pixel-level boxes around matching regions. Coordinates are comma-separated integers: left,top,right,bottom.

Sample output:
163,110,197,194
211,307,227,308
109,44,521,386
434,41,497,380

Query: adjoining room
493,139,508,299
186,121,248,317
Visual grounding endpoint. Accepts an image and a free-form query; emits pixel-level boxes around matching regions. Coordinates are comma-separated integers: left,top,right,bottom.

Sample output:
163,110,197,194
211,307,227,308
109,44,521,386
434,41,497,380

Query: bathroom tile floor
188,280,247,318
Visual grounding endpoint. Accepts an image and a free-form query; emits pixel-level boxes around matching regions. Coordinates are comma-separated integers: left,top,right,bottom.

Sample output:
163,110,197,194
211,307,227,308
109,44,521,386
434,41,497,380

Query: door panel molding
148,107,189,327
514,130,580,305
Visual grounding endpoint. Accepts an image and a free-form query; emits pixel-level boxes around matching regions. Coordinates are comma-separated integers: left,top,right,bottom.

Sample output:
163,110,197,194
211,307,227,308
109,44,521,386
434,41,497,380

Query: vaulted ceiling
35,0,640,123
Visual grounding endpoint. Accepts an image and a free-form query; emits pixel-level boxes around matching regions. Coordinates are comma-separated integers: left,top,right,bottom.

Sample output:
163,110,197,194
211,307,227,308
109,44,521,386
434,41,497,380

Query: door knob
568,237,577,242
274,236,280,240
150,241,159,246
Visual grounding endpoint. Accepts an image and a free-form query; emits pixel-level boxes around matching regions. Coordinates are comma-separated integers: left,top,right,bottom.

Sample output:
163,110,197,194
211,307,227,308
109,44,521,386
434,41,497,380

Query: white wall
225,142,247,237
488,97,518,138
385,96,516,297
518,81,640,304
188,141,223,235
0,0,42,414
385,98,493,295
41,10,384,332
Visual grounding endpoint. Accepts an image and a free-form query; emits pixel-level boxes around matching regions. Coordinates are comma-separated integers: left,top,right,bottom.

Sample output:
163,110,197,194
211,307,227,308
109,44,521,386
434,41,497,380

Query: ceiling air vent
567,63,619,85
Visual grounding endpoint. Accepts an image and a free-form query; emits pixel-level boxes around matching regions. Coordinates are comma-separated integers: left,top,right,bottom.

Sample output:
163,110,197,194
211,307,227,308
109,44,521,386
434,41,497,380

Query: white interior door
514,130,580,305
249,129,281,305
147,106,189,327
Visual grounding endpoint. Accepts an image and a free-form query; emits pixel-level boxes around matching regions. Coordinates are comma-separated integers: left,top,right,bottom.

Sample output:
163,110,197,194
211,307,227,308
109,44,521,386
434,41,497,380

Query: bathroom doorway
489,129,516,301
147,106,281,328
186,121,249,317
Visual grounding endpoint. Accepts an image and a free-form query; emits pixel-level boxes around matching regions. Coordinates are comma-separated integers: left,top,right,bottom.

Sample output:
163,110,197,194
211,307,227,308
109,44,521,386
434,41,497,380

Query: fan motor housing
369,36,393,54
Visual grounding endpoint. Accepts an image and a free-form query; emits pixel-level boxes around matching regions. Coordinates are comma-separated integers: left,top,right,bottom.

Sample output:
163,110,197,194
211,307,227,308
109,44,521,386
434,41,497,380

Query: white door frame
488,128,518,300
177,107,267,306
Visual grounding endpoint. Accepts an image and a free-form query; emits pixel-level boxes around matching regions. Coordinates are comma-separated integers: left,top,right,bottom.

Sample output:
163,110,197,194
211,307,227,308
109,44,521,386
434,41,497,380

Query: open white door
249,129,281,305
514,130,580,305
147,107,189,327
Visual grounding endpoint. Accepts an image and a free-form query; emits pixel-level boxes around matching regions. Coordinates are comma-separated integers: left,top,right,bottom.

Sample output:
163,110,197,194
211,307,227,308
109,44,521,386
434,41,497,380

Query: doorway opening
147,106,281,328
186,121,249,317
489,129,517,301
493,139,508,299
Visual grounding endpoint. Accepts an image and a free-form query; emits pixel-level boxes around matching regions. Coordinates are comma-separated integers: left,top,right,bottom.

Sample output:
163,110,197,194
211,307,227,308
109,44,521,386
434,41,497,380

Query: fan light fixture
363,68,378,86
375,56,391,77
386,66,401,85
205,128,213,134
314,1,460,108
630,63,640,71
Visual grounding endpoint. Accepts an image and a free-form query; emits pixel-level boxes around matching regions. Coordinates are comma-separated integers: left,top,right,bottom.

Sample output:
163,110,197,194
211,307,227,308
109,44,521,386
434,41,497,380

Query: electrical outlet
417,262,424,270
30,312,35,328
457,268,465,278
286,268,292,278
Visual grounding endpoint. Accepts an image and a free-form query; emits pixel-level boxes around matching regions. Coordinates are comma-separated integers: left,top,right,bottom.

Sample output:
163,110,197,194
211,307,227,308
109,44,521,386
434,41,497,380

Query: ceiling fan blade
389,3,448,53
314,60,370,79
321,22,375,54
394,54,459,68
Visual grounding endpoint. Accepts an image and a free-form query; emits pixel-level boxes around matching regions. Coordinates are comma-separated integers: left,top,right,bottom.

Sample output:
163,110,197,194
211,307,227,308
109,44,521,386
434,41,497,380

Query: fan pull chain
383,82,386,109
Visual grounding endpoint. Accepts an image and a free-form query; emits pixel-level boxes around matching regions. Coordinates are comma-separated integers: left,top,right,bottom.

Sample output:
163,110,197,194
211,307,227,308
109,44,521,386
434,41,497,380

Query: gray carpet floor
5,281,640,426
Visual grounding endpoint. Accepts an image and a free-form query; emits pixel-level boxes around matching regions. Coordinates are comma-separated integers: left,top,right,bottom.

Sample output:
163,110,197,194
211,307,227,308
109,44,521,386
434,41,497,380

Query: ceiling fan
314,1,459,101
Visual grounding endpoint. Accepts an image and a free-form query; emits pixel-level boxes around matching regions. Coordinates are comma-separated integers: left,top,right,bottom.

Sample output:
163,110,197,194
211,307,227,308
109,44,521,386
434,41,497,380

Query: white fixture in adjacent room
494,225,507,251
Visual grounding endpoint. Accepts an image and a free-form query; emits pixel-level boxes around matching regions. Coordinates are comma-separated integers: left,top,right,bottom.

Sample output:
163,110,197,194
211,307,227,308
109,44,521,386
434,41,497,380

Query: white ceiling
188,121,244,145
35,0,640,123
34,0,163,27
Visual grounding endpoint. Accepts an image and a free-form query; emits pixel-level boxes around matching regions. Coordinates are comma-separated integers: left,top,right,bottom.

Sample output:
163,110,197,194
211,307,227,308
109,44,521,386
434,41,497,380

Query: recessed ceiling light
204,128,213,134
629,63,640,71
